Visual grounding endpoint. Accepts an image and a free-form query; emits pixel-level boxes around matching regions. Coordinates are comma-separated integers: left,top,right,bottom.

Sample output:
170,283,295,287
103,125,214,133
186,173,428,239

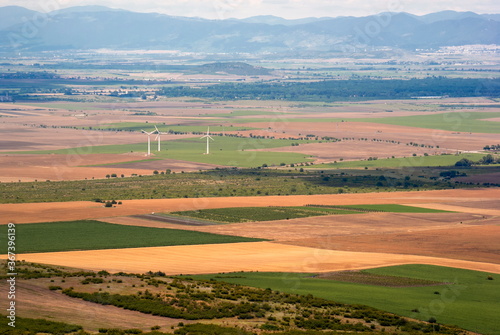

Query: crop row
171,206,360,223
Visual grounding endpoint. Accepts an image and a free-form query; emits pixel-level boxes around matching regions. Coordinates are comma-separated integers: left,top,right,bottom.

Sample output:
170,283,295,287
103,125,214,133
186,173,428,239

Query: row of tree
156,78,500,101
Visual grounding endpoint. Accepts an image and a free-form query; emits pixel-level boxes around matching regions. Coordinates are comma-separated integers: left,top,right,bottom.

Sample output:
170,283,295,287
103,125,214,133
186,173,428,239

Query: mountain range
0,6,498,54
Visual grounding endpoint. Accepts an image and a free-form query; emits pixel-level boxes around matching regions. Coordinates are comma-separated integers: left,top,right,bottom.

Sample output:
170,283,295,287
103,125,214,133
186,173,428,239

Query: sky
2,0,499,19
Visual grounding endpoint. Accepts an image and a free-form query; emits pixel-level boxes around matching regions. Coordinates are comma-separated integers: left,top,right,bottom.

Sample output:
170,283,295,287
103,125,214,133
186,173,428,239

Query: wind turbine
200,127,214,154
141,129,156,156
154,125,165,151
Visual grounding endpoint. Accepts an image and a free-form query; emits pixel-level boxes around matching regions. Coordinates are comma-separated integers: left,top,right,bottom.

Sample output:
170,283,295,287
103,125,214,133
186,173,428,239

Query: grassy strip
193,265,499,335
315,153,488,169
0,315,82,333
0,168,477,204
0,220,265,254
171,206,360,223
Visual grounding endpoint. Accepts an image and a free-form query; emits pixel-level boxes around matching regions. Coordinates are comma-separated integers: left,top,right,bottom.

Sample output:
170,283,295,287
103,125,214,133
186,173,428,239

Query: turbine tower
200,127,214,154
141,129,156,156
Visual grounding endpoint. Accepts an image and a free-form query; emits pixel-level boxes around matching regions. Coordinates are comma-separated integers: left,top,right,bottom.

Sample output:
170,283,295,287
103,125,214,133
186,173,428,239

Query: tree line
156,77,500,101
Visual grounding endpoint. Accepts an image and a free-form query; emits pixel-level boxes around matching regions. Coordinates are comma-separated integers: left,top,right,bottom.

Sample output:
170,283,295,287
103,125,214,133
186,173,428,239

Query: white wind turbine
141,129,156,156
154,125,165,151
200,127,214,154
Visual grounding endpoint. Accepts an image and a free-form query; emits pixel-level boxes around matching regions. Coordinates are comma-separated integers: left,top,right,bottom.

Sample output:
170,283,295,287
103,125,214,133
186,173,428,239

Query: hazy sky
3,0,499,19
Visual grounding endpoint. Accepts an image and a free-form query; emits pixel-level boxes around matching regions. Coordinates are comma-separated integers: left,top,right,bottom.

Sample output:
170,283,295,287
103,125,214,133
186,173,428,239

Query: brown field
0,154,220,181
288,225,500,264
252,140,455,163
245,121,499,152
6,242,500,276
0,153,153,181
2,188,498,224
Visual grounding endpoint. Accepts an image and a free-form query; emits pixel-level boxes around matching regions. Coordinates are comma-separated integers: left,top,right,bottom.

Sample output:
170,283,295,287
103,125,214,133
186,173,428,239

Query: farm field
169,204,451,223
2,188,498,224
0,220,264,253
0,63,499,335
237,111,500,133
169,206,361,223
7,242,500,277
191,265,500,335
7,136,317,168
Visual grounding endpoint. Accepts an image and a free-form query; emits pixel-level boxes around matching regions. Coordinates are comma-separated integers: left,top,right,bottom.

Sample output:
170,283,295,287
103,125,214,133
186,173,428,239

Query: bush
455,158,473,167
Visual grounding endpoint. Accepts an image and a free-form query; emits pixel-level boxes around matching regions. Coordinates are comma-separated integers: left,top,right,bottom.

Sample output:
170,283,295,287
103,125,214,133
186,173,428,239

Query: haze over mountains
0,5,499,54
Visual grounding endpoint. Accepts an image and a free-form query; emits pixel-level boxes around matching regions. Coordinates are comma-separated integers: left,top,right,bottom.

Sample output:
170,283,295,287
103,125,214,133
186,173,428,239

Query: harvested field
0,153,153,182
105,211,499,265
407,202,500,216
2,188,498,224
252,141,456,163
5,242,500,275
0,125,145,151
105,212,493,241
286,224,500,265
244,121,499,152
0,154,220,181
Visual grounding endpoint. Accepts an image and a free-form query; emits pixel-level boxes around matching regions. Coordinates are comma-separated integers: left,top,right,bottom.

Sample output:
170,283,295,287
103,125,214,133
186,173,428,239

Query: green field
170,204,448,223
10,136,315,168
0,220,265,253
231,112,500,134
316,153,488,169
192,265,500,335
350,112,500,133
170,206,361,223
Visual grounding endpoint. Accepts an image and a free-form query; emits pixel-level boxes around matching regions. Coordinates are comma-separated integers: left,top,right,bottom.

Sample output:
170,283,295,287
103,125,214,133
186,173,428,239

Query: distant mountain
236,15,330,26
419,10,482,23
0,6,38,30
50,5,128,14
0,6,498,54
